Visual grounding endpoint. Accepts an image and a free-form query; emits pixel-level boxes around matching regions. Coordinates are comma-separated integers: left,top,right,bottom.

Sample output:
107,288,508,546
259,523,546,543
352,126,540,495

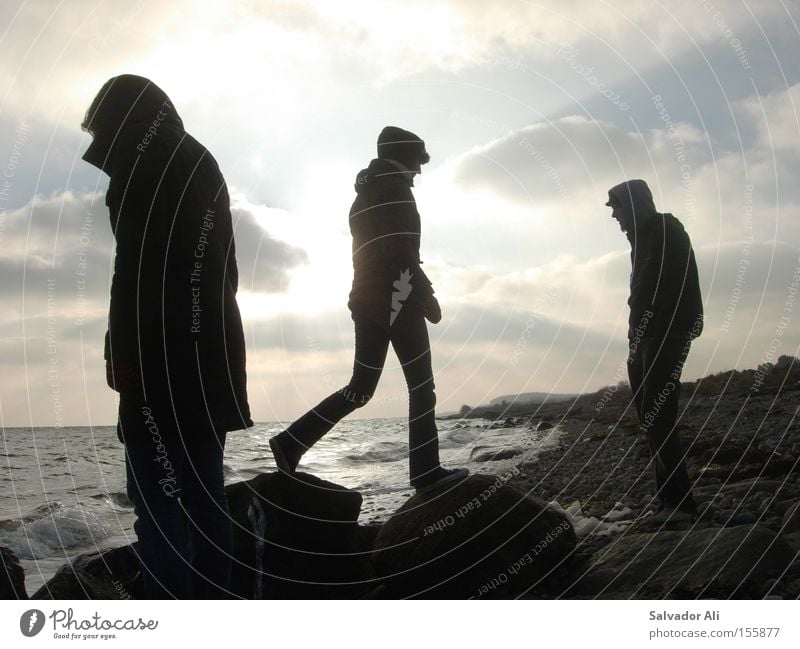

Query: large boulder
33,472,374,600
226,472,374,599
782,500,800,534
783,531,800,553
31,545,141,600
371,474,576,598
1,545,27,599
696,477,797,502
567,525,795,598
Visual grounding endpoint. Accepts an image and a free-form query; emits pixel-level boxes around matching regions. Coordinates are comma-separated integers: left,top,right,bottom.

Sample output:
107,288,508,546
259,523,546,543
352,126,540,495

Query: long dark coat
83,75,252,432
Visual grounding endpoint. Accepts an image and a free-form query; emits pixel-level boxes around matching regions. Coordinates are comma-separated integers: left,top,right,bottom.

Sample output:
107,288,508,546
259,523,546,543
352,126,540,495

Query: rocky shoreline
2,359,799,599
496,356,800,597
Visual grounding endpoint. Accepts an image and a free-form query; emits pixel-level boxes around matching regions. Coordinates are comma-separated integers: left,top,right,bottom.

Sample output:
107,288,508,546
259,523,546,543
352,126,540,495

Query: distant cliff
489,392,578,407
444,355,799,421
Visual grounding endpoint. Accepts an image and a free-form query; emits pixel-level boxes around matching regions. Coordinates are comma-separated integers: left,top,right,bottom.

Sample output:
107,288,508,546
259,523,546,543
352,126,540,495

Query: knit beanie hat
376,126,430,166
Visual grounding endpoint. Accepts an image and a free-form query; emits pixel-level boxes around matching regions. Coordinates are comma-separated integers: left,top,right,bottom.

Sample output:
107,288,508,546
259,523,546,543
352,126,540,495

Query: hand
424,296,442,324
106,360,140,393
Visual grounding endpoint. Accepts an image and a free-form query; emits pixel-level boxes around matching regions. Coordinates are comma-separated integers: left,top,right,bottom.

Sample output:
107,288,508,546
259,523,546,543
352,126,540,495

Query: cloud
2,1,798,426
414,114,712,275
246,310,353,353
0,189,307,298
0,188,307,426
449,0,786,58
0,191,112,266
418,234,800,396
232,203,308,294
423,79,800,274
238,236,800,423
3,0,789,131
0,191,113,338
735,82,800,156
235,78,800,417
453,114,708,209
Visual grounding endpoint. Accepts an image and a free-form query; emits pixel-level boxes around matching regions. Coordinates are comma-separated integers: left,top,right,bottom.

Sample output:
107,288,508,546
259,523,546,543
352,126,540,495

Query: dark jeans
118,395,232,599
284,311,441,484
628,336,697,514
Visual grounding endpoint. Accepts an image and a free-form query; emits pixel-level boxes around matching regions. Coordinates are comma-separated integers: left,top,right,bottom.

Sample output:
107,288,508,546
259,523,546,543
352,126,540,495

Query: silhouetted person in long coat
270,127,466,492
607,179,703,525
82,74,252,598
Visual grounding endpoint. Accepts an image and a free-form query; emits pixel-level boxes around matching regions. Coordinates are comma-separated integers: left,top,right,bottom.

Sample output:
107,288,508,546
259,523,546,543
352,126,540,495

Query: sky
0,0,798,427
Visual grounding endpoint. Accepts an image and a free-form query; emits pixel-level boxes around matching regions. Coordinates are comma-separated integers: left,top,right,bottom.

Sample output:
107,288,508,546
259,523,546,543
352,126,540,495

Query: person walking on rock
270,127,467,493
606,179,703,525
82,75,252,598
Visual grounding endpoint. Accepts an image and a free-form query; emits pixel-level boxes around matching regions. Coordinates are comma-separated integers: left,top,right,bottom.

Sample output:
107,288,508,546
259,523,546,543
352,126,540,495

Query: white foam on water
550,499,634,538
0,505,113,560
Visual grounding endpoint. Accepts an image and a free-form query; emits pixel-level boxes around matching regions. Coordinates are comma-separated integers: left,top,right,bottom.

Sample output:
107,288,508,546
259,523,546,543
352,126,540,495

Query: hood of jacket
81,74,184,173
354,158,415,193
607,179,658,239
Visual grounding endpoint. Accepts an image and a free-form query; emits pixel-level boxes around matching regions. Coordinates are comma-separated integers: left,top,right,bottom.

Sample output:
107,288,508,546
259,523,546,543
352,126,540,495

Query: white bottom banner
3,600,798,648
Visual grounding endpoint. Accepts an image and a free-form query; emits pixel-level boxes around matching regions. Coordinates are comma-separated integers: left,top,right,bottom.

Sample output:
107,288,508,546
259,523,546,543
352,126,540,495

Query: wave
469,446,526,463
343,449,406,464
22,501,73,520
231,467,266,477
247,455,274,463
89,491,133,509
0,504,114,560
442,430,481,446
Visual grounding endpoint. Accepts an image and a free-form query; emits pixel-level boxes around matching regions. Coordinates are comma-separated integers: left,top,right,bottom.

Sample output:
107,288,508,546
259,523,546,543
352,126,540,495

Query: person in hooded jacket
81,74,252,598
270,127,467,493
606,179,703,525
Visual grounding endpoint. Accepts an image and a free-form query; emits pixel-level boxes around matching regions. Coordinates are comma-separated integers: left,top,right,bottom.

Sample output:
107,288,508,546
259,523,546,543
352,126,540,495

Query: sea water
1,418,561,594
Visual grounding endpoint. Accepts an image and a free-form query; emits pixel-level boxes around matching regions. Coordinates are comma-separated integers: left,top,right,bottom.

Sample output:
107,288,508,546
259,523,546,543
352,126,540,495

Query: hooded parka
607,179,703,343
347,157,434,325
83,75,252,433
